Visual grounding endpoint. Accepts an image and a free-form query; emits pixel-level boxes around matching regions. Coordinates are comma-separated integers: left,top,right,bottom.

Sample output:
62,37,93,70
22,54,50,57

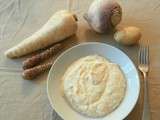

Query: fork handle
142,73,151,120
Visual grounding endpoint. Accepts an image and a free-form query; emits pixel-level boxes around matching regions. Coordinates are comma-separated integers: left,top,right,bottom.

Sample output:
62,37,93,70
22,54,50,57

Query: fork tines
139,44,149,65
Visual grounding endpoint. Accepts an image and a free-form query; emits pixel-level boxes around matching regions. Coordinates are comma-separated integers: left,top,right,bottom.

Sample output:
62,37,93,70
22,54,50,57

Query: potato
114,26,141,45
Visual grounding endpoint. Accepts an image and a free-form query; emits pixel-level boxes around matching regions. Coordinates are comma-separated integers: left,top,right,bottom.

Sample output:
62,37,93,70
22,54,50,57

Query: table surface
0,0,160,120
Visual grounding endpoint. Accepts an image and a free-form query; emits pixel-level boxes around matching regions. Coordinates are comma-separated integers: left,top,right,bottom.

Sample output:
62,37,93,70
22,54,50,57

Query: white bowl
47,42,140,120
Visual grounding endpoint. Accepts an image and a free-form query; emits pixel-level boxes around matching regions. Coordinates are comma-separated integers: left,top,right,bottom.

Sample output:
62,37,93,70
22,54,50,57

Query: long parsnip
5,10,77,58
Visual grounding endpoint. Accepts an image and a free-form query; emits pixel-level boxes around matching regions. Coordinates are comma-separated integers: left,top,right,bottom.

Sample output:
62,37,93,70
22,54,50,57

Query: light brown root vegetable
114,26,141,45
23,43,62,70
22,62,53,80
5,10,77,58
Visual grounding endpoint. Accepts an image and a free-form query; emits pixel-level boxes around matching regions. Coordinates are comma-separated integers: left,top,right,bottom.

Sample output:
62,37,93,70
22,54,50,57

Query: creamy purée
62,55,126,117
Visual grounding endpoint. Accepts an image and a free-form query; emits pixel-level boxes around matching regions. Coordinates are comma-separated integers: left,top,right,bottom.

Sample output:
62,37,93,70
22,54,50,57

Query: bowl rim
47,42,140,120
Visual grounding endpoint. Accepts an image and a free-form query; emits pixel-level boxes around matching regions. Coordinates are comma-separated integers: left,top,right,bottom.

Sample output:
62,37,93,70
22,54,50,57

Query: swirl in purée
62,55,126,117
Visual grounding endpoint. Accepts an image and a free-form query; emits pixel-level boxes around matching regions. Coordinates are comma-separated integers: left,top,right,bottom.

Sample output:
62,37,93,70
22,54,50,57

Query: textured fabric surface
0,0,160,120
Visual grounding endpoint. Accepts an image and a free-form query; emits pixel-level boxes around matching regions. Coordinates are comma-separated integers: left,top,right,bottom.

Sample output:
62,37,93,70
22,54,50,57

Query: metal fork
138,44,151,120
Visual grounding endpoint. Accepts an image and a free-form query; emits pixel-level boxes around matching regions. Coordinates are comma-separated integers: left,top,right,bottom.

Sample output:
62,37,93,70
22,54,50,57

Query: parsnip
5,10,78,58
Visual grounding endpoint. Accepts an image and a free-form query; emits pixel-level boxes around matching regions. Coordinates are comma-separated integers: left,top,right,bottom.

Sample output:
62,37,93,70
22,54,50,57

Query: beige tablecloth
0,0,160,120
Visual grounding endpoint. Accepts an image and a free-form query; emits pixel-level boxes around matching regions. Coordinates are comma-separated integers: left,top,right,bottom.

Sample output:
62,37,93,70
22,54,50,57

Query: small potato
114,26,141,45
